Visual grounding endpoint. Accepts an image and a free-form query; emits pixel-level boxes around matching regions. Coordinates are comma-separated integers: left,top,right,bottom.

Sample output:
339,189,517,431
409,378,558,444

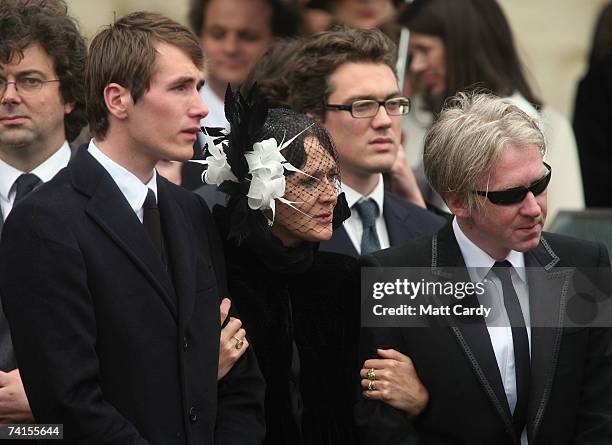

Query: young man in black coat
0,11,264,445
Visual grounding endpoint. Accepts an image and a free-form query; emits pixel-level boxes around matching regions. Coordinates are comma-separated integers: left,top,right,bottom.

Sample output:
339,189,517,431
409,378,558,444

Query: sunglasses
475,162,552,205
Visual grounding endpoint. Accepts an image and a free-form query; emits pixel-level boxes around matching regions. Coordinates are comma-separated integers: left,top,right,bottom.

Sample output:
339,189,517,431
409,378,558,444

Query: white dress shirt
341,175,390,254
199,83,229,129
453,217,530,445
0,141,71,218
88,140,157,223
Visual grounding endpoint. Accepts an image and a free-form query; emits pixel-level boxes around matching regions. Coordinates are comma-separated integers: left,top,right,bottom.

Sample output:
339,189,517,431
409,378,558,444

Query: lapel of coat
0,206,4,239
524,236,571,443
72,149,179,321
157,179,197,329
431,223,517,442
384,192,415,247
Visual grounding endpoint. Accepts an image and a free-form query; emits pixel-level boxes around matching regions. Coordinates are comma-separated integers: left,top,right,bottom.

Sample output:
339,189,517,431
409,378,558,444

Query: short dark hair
241,38,303,108
188,0,299,38
398,0,541,111
0,0,87,142
288,26,397,120
86,11,203,139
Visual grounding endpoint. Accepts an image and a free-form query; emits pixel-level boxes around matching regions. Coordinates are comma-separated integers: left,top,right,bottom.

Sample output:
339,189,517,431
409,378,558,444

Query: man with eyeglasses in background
0,0,87,427
356,92,612,445
288,26,445,258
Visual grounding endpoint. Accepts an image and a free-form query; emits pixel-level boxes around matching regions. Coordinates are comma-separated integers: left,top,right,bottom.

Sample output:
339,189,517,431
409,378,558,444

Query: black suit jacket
0,143,77,373
0,148,265,444
319,192,445,257
356,223,612,445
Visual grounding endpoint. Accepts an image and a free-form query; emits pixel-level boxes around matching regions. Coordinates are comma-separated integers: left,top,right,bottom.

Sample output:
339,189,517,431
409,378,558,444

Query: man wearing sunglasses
356,92,612,445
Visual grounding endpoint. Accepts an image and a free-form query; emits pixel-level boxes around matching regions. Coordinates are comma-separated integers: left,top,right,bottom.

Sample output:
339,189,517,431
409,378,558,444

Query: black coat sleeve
354,254,422,445
195,196,266,445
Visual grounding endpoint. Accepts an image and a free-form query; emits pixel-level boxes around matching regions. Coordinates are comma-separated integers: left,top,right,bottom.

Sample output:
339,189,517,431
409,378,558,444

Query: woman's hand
360,348,429,417
218,298,249,380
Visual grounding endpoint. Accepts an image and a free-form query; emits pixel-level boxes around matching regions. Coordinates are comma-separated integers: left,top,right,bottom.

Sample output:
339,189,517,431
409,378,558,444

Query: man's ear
103,83,131,121
63,101,75,116
445,193,470,218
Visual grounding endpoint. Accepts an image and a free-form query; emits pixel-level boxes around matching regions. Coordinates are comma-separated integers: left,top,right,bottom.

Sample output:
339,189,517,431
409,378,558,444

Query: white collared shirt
342,175,390,254
453,217,530,445
199,83,229,129
87,140,157,223
0,141,71,218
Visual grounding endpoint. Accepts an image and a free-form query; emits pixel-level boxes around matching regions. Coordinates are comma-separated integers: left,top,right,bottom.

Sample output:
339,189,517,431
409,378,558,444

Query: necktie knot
14,173,42,203
143,188,157,210
142,188,165,262
354,198,378,228
492,260,512,278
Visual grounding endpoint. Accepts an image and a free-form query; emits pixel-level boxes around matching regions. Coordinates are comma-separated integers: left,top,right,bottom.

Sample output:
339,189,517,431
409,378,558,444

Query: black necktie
14,173,42,204
142,188,165,261
492,260,530,439
354,198,381,255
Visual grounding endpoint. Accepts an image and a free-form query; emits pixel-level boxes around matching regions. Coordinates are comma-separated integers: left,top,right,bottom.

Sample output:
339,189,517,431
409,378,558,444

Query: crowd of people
0,0,610,444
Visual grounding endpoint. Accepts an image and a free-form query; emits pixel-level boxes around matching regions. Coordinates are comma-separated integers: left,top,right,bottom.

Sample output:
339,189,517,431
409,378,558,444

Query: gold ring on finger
233,336,244,350
366,368,376,381
367,380,376,391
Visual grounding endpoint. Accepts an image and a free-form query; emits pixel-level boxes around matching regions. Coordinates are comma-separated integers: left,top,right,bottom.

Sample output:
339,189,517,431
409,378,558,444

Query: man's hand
218,298,249,380
360,349,429,417
0,369,34,424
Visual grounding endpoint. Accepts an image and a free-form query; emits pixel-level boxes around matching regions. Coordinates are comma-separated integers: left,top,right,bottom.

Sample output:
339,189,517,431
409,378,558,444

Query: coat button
189,406,198,423
183,337,189,351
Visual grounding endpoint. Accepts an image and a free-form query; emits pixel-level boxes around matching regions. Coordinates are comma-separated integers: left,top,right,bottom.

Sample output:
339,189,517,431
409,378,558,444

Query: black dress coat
356,223,612,445
215,205,361,445
0,148,265,445
319,192,445,257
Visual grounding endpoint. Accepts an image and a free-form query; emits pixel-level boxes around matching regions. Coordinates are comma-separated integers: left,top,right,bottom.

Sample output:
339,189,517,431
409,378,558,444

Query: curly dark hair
0,0,87,142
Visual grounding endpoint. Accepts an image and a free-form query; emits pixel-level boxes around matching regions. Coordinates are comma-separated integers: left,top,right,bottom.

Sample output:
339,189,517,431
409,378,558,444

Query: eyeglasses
0,77,60,96
325,97,411,118
475,162,552,205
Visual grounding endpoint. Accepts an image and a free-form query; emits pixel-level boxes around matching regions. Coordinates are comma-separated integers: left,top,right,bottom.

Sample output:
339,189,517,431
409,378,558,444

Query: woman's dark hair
240,39,304,109
0,0,87,142
263,108,337,174
398,0,541,112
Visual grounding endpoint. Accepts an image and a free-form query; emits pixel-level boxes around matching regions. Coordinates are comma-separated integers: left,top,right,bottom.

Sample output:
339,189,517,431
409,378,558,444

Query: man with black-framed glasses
0,0,87,427
357,92,612,445
288,26,445,258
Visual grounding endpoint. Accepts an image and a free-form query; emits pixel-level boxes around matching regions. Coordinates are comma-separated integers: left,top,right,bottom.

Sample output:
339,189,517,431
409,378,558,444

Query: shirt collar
452,217,526,282
0,141,71,201
342,174,385,212
87,140,157,213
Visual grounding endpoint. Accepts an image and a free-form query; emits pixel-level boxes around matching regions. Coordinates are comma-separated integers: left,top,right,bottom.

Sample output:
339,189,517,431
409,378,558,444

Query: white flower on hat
245,138,286,177
204,141,238,185
189,129,238,186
